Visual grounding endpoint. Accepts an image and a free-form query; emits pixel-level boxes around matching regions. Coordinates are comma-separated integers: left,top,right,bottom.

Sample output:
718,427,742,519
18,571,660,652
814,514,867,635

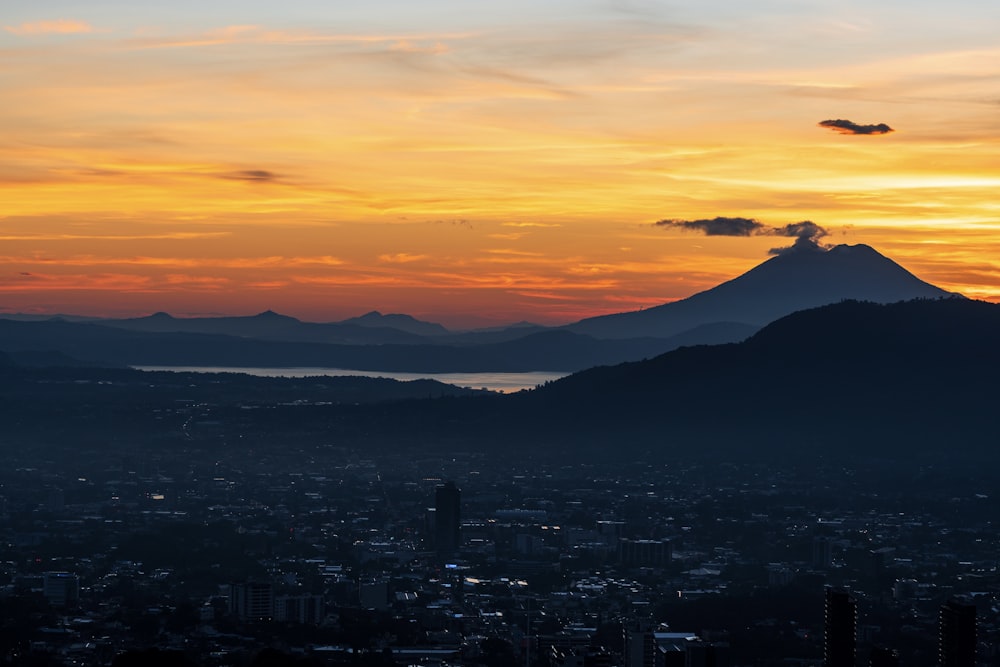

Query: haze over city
4,0,1000,327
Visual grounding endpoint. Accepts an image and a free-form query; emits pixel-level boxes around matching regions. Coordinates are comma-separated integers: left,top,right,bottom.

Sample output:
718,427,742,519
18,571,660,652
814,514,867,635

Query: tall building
42,572,79,607
273,594,324,624
435,481,461,556
812,536,833,569
824,587,857,667
686,639,731,667
939,597,976,667
618,538,672,567
623,622,656,667
229,582,274,621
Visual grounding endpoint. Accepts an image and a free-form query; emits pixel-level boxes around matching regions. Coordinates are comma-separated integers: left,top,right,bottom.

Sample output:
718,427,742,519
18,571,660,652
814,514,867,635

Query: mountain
566,243,954,339
95,310,433,345
502,297,996,457
339,311,450,337
0,318,688,372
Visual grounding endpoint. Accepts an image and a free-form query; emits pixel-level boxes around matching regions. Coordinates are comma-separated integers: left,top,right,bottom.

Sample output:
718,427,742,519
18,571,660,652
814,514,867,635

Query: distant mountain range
0,244,957,372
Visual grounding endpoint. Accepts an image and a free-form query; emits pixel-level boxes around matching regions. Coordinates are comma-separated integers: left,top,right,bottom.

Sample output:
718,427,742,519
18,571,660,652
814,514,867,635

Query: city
1,416,995,665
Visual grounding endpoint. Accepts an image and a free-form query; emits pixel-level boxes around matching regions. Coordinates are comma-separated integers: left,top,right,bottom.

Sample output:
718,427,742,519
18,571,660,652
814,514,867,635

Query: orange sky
3,2,1000,327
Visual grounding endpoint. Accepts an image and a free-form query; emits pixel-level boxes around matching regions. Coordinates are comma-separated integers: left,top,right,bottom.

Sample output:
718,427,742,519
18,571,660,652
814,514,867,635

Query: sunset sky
3,1,1000,327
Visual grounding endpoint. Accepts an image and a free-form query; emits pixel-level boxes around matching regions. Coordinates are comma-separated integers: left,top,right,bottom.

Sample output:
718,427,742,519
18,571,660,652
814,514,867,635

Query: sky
3,1,1000,328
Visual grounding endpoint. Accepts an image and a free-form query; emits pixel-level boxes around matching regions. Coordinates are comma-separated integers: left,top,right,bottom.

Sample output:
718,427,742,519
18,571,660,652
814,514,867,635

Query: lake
132,366,568,393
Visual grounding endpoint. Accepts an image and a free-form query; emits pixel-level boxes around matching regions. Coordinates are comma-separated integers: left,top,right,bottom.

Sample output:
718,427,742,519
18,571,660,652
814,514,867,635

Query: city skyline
3,1,1000,327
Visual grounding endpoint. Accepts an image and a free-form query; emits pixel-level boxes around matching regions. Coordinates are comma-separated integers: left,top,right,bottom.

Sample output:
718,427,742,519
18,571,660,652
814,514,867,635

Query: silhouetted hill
340,310,450,336
567,244,954,339
0,318,691,372
508,297,995,457
96,310,435,345
4,349,113,368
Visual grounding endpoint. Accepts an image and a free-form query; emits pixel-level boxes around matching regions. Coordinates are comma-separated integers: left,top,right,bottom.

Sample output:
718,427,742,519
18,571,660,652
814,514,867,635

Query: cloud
657,216,830,255
767,220,830,255
4,20,93,35
0,232,231,241
221,170,279,182
818,119,894,135
654,216,765,236
378,253,428,263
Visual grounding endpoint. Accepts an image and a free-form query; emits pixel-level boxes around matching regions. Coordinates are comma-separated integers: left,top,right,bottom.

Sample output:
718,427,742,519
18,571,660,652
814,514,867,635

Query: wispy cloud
4,20,94,36
127,25,470,50
0,255,343,269
220,170,280,183
378,253,429,263
0,273,152,292
0,232,231,241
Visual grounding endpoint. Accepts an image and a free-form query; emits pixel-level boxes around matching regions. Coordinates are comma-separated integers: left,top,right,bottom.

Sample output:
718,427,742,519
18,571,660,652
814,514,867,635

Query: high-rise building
686,639,731,667
824,587,857,667
812,536,833,569
435,481,461,556
42,571,79,607
273,594,324,624
939,597,976,667
229,582,273,621
623,622,656,667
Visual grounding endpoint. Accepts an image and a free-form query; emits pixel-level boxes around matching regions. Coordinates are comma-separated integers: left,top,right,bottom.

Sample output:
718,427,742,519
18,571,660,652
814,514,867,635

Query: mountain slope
567,244,953,339
504,297,995,457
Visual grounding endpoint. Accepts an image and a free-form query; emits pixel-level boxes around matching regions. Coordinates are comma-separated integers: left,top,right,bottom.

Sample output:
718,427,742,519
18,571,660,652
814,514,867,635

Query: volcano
566,243,954,339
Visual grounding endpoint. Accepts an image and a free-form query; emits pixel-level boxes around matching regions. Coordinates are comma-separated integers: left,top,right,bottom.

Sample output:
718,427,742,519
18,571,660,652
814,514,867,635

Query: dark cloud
767,220,829,255
657,216,830,255
818,119,894,135
768,235,827,256
771,220,827,240
221,170,279,182
654,216,766,236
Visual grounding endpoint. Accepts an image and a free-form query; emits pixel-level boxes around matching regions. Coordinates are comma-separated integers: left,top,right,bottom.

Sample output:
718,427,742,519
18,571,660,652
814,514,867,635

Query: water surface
133,366,567,393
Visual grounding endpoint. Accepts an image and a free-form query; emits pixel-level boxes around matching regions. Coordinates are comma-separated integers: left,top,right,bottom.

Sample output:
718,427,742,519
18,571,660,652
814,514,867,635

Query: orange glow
1,10,999,327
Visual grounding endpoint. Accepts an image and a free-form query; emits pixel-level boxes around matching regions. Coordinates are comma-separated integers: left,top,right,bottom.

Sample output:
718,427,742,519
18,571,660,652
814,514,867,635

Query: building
42,572,79,607
824,587,856,667
623,622,656,667
686,639,731,667
939,597,976,667
618,538,672,567
359,578,389,610
229,582,274,621
273,594,324,624
812,536,833,569
435,481,461,556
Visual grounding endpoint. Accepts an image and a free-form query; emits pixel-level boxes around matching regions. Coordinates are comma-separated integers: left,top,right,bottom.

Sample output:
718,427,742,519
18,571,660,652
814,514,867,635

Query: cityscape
1,416,995,666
